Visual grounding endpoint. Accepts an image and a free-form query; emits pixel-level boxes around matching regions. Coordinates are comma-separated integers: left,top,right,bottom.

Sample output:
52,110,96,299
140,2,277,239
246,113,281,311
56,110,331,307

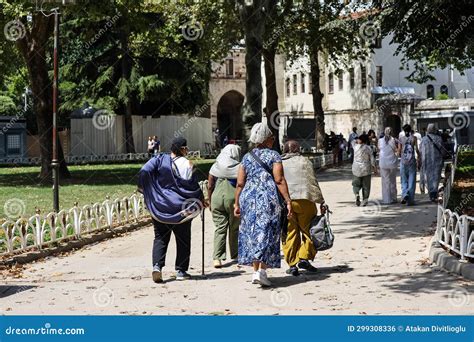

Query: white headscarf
248,122,273,144
427,123,437,134
209,144,241,179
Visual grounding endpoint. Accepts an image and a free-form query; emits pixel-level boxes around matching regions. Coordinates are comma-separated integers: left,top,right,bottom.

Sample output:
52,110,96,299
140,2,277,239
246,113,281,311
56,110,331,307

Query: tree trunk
263,47,281,152
119,24,136,153
238,0,267,153
309,46,325,151
16,14,71,181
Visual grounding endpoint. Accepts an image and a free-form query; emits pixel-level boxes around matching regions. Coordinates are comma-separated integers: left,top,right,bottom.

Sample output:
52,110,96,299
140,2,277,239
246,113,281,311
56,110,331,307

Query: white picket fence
437,206,474,260
436,144,473,261
0,193,147,256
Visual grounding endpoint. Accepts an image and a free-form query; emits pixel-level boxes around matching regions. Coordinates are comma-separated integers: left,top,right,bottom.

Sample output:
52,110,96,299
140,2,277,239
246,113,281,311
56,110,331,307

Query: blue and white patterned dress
238,148,282,268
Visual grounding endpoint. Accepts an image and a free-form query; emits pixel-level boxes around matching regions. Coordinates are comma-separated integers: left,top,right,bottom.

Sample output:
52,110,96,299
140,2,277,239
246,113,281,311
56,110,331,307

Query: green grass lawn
0,159,213,219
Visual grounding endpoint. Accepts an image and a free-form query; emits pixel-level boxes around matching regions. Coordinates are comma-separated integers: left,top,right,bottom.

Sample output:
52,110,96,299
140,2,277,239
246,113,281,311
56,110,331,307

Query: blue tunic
238,148,282,268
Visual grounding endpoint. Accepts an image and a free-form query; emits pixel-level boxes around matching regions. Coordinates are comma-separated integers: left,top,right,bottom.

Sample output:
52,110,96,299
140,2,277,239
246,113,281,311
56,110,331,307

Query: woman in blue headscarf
138,137,203,283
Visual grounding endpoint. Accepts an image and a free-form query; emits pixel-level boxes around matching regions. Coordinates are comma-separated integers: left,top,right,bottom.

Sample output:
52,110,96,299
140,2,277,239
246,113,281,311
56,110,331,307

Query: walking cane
198,180,207,277
201,206,205,276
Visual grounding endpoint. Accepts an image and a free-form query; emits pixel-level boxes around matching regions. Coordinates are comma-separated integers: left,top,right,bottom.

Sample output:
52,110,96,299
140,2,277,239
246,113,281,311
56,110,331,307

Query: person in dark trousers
153,135,161,155
329,132,340,167
138,137,203,283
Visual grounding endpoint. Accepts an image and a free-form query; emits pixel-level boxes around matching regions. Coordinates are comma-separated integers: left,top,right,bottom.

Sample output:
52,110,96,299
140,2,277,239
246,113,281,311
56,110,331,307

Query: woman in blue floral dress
234,122,292,287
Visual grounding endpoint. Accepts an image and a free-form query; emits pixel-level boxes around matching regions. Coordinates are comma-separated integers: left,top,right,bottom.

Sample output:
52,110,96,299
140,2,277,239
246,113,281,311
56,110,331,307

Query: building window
225,59,234,77
293,74,297,95
300,73,306,93
440,85,448,95
361,65,367,89
338,72,343,91
286,78,291,97
308,73,312,94
328,72,334,94
376,66,383,87
426,84,435,98
349,68,355,89
7,134,21,155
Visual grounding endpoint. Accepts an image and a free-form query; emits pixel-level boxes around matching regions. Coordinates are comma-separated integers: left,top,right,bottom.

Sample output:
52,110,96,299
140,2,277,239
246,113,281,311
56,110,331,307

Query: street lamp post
51,8,60,212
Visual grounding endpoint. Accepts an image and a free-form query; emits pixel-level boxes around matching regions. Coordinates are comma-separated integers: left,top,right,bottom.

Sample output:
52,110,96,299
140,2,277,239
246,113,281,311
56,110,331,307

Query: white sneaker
252,271,260,284
257,270,272,287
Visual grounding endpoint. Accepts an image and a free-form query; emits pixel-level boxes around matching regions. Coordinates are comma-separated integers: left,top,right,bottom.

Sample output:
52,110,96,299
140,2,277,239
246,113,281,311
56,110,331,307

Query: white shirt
378,137,399,169
414,132,422,151
172,156,193,180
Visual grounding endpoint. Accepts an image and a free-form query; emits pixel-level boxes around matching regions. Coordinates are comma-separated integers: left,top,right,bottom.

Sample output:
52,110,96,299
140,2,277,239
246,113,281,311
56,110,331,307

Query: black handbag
248,150,289,237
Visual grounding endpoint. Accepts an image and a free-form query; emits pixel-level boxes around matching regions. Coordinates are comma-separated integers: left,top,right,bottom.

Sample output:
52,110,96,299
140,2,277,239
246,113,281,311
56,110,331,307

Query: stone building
210,36,474,148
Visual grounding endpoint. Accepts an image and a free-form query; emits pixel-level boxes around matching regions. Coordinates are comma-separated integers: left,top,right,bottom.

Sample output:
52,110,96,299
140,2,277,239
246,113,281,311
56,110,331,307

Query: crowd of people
138,121,449,286
329,124,450,207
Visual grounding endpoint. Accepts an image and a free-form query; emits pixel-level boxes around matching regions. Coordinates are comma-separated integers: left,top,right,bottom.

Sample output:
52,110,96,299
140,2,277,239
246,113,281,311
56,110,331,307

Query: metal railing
437,206,474,260
0,193,147,256
436,144,473,261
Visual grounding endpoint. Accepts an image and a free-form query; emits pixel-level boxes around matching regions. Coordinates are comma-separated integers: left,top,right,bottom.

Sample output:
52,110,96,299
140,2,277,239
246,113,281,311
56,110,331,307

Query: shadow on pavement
334,201,437,241
0,285,37,299
163,270,245,283
366,268,472,295
269,264,353,289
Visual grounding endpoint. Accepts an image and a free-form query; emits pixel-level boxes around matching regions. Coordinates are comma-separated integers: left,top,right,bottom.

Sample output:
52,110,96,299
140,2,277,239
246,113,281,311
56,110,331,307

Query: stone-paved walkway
1,165,472,315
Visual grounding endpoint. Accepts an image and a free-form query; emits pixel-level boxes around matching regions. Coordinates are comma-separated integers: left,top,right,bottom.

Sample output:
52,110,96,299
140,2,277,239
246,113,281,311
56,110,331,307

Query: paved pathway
1,165,472,315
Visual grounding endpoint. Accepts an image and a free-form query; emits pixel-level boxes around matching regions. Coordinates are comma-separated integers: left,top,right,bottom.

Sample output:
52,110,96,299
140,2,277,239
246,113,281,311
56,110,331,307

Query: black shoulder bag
248,150,289,238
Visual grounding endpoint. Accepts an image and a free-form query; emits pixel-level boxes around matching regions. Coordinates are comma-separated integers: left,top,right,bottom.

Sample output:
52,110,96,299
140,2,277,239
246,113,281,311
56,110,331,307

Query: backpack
401,136,415,165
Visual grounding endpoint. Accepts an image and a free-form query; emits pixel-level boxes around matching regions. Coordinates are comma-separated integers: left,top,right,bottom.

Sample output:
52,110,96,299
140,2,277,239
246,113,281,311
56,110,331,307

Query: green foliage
0,95,17,116
374,0,474,82
435,93,450,100
282,0,370,71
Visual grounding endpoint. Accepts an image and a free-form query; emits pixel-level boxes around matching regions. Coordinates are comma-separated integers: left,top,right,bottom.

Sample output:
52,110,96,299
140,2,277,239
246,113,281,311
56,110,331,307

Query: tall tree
262,0,293,152
237,0,269,152
1,2,71,180
286,0,368,150
374,0,474,82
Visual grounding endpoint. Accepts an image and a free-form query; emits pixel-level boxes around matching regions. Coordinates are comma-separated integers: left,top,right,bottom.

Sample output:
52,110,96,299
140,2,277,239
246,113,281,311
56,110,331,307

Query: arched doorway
385,114,401,137
216,90,244,145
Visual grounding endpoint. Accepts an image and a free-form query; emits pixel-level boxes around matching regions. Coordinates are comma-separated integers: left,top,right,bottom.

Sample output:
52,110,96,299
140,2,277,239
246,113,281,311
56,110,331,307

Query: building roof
371,86,415,95
416,99,474,111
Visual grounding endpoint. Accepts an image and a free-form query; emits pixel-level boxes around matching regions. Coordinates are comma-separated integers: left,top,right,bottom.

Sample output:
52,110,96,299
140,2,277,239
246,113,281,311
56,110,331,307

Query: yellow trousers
282,199,317,267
